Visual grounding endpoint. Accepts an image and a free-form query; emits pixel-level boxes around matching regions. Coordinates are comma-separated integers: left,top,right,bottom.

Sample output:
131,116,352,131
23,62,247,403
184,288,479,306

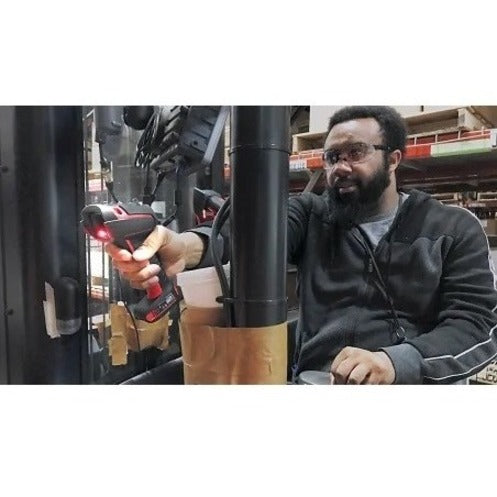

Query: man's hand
330,347,396,385
105,226,205,289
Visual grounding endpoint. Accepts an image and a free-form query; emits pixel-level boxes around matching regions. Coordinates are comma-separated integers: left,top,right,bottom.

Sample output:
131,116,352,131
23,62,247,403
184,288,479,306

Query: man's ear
389,149,402,173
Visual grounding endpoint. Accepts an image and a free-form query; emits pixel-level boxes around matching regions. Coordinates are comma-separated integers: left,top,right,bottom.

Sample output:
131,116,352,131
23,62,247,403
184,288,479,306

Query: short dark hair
327,106,408,153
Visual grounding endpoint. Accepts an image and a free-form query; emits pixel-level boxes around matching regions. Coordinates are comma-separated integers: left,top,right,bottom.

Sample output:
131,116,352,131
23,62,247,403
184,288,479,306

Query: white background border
1,1,496,496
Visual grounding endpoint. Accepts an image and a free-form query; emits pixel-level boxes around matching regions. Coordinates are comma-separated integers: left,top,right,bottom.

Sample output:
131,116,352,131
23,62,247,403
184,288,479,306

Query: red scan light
97,228,109,241
86,225,113,242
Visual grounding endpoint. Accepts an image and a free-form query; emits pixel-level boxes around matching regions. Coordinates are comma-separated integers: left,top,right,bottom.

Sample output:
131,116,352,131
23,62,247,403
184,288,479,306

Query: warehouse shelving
289,127,497,197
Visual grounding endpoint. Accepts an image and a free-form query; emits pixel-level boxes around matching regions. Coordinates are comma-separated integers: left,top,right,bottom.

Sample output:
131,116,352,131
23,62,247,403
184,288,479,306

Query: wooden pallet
292,131,327,153
432,193,460,205
470,361,497,385
405,107,489,135
477,192,497,201
293,107,495,153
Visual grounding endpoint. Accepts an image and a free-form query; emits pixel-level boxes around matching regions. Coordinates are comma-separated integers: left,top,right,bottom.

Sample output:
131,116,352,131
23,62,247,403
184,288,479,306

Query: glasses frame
322,142,391,169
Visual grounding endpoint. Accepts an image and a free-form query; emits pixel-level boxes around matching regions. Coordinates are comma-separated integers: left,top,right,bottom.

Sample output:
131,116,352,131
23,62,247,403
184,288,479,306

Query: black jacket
288,189,497,383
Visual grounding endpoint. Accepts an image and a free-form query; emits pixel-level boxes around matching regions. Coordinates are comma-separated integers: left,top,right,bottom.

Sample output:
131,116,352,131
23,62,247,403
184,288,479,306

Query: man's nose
332,160,353,177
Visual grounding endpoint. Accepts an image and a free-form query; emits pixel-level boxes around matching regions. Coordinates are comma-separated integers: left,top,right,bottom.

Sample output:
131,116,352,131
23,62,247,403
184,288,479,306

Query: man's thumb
133,226,168,262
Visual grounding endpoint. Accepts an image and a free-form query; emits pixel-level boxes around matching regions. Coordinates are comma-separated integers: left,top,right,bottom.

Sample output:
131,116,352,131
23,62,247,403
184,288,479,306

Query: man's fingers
105,243,132,261
330,346,354,373
129,276,160,290
333,357,360,384
122,263,161,283
113,259,150,273
133,226,173,262
364,374,380,385
347,363,370,385
165,259,186,278
129,281,143,290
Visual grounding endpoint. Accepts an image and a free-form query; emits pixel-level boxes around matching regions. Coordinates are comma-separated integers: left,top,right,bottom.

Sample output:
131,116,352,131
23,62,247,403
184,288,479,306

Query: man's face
324,117,391,207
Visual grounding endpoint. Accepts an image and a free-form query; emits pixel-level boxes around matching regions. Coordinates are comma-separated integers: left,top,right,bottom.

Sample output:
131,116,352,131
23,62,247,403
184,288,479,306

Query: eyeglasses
322,142,391,169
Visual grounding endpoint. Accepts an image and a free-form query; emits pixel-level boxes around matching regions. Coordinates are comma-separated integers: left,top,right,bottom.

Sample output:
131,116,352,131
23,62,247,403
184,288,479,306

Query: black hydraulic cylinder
230,106,290,327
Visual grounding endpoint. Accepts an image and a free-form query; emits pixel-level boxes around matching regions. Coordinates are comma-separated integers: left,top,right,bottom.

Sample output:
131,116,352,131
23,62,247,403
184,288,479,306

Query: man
106,106,497,384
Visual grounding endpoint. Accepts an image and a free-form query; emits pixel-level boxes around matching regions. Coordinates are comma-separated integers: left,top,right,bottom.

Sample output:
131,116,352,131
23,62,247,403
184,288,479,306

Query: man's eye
330,152,340,163
326,151,339,164
348,146,364,160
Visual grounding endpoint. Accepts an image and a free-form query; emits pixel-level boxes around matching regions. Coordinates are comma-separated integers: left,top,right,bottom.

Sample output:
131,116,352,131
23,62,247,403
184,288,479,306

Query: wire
162,208,177,228
115,271,141,353
134,108,172,206
135,107,165,169
135,110,158,168
355,226,406,345
98,142,110,170
123,300,141,353
105,182,119,203
152,171,167,198
98,142,120,203
210,197,232,325
142,162,153,204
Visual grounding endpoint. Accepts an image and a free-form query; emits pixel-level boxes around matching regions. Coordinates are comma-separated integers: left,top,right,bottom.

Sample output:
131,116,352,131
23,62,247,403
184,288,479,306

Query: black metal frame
196,133,225,194
0,161,5,382
0,109,9,383
0,106,25,383
0,106,88,384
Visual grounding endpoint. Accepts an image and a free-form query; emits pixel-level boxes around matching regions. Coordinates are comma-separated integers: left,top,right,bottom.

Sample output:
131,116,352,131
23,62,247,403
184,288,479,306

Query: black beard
326,160,391,228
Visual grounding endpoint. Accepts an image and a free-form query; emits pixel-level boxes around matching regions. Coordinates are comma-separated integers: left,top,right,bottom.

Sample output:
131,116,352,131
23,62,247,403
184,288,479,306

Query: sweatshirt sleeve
185,193,315,269
287,193,314,265
184,225,227,268
384,210,497,384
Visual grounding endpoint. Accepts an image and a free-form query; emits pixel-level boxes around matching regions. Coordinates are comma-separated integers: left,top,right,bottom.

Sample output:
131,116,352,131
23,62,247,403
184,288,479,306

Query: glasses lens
323,150,339,167
347,143,369,162
324,143,370,167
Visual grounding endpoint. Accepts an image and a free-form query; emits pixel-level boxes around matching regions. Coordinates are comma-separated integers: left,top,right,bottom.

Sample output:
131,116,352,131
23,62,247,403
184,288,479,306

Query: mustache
334,177,360,188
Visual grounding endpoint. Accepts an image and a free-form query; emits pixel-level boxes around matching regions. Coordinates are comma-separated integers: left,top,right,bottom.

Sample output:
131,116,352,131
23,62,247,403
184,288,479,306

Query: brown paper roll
110,304,128,365
110,303,170,355
123,313,170,352
180,306,287,385
108,335,128,366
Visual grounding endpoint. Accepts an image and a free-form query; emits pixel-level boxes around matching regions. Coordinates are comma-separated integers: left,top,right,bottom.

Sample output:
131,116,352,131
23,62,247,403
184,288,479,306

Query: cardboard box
309,106,423,134
292,131,327,153
472,361,497,385
483,219,497,235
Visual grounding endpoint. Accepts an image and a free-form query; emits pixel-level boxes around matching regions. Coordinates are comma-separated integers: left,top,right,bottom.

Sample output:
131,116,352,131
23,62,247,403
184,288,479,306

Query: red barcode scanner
81,203,181,323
